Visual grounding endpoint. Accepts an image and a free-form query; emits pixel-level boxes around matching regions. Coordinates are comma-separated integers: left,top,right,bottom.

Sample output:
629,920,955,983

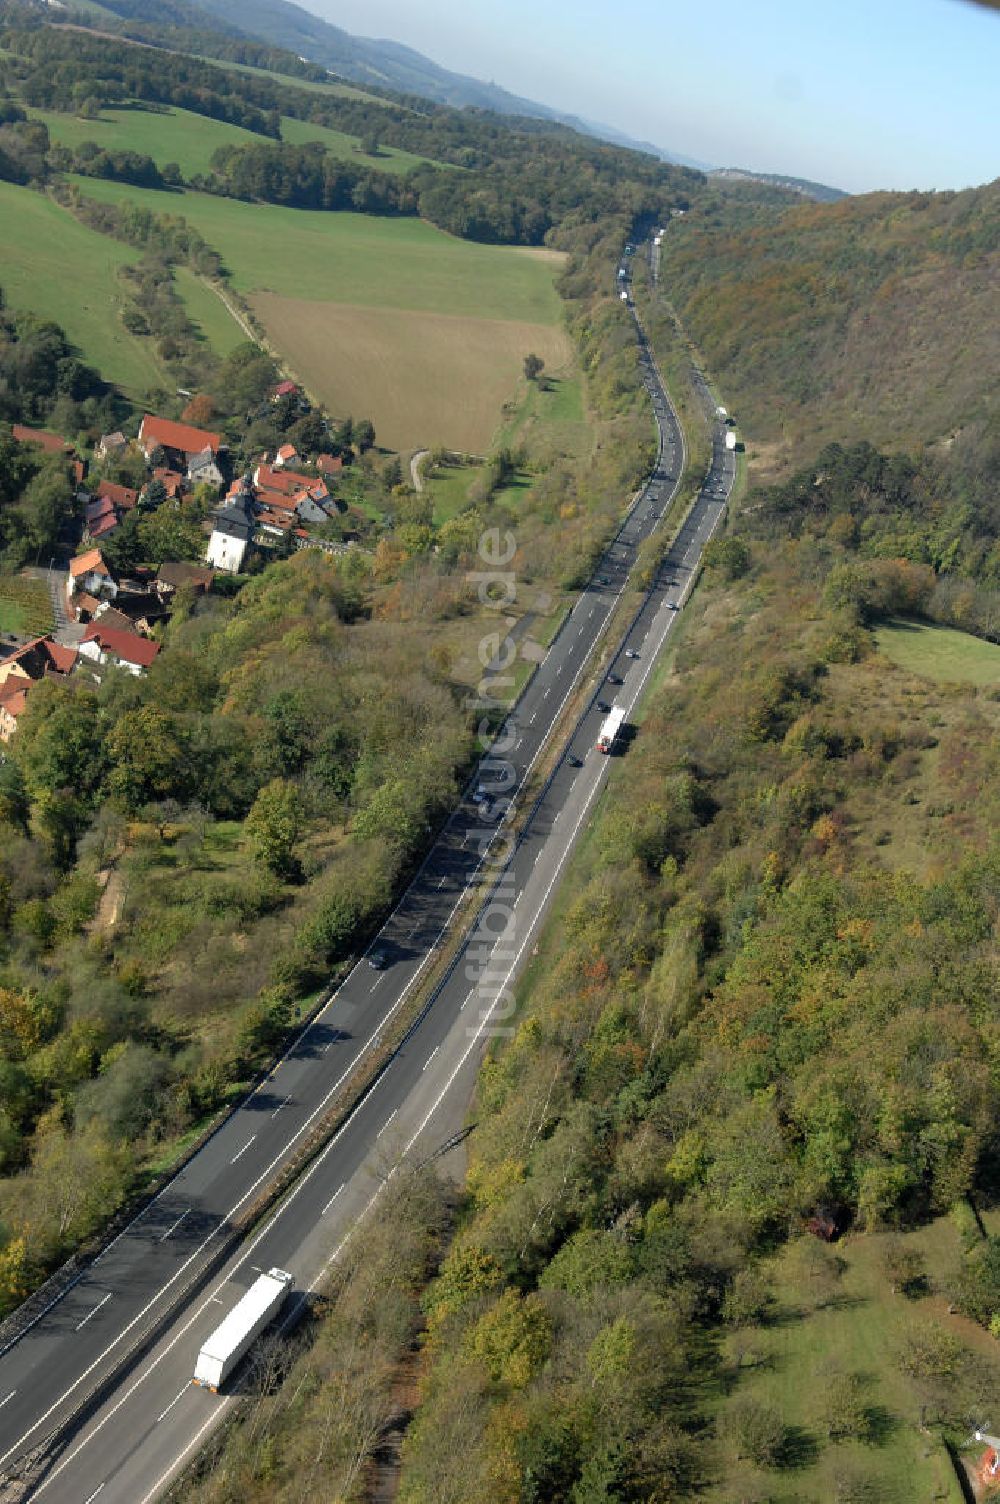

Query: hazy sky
309,0,999,193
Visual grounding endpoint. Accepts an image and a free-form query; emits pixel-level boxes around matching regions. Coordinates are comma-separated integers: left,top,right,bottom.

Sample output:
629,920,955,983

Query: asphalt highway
0,265,736,1504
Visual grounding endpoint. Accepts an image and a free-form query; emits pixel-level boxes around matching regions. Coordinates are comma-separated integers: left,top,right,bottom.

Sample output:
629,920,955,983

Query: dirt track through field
249,294,573,451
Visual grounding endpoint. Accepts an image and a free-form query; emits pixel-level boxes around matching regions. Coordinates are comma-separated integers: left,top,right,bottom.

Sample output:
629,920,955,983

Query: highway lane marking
229,1136,256,1165
159,1209,190,1242
271,1096,291,1119
75,1293,112,1332
543,686,550,698
437,875,447,888
155,1386,189,1424
322,1185,345,1215
529,711,536,724
4,298,693,1478
82,1487,105,1504
0,1390,14,1409
422,1045,440,1073
376,1109,398,1139
137,1401,228,1504
461,990,474,1010
371,971,388,988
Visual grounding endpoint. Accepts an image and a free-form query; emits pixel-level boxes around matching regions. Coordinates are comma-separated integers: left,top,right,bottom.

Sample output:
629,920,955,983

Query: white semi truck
596,705,626,753
193,1268,293,1392
725,430,737,451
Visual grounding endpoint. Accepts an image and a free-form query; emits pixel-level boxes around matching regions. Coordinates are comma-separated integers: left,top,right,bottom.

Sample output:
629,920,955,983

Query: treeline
0,18,702,245
748,429,1000,641
206,139,413,219
4,25,281,136
0,297,120,566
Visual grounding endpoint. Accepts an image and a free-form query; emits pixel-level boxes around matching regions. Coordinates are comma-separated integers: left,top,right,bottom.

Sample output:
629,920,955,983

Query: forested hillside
651,179,1000,469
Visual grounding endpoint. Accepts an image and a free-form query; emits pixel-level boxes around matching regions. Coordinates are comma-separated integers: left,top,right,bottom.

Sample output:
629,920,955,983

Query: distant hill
102,0,703,165
655,179,1000,469
710,167,846,202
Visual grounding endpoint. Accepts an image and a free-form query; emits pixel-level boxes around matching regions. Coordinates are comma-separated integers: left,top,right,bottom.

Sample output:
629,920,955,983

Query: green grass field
0,181,164,396
877,618,1000,686
30,105,264,179
703,1227,970,1502
71,178,567,322
280,115,449,174
32,105,447,179
172,267,246,355
0,576,54,636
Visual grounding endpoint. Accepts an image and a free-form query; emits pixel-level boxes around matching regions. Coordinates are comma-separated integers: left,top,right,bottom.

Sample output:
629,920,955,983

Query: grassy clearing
172,267,246,355
0,576,53,636
703,1225,972,1503
71,178,567,321
876,617,1000,687
30,105,263,179
280,115,448,174
0,181,163,396
422,458,486,523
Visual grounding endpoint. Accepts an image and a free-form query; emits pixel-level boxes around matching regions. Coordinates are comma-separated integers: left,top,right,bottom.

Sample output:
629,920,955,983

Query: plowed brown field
249,294,574,452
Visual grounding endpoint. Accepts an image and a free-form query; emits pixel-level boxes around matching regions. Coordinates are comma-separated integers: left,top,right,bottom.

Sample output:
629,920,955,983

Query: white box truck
596,705,626,753
193,1268,293,1392
725,430,737,451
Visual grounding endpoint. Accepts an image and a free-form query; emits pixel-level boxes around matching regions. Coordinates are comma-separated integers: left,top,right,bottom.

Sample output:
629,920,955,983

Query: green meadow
32,105,448,179
876,617,1000,686
71,177,567,323
0,180,164,395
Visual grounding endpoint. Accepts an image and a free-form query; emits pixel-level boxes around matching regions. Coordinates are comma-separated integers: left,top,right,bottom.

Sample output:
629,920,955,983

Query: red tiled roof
89,514,118,540
139,414,222,457
152,468,185,498
70,549,111,578
276,443,298,462
0,636,77,678
82,623,161,668
86,496,116,521
254,464,323,496
11,425,71,455
315,454,344,476
271,380,298,399
0,681,29,719
95,481,138,509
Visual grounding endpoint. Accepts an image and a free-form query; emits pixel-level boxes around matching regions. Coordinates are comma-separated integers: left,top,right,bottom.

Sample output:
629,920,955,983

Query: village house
186,445,225,490
95,431,128,461
0,636,78,741
156,562,215,598
93,480,139,512
206,489,256,573
270,380,299,402
138,414,224,472
152,467,186,501
68,548,117,602
273,442,298,470
315,453,344,479
79,622,161,676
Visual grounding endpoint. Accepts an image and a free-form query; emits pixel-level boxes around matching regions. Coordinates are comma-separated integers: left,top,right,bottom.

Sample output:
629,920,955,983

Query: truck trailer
193,1268,293,1392
725,430,737,451
596,705,626,753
